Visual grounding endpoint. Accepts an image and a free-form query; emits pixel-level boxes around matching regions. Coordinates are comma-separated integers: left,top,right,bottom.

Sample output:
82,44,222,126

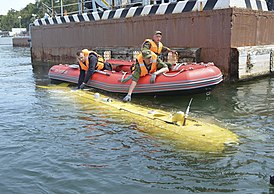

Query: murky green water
0,39,273,193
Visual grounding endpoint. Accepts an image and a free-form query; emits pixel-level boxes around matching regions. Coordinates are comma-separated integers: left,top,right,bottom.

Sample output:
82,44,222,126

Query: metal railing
42,0,179,17
54,2,80,16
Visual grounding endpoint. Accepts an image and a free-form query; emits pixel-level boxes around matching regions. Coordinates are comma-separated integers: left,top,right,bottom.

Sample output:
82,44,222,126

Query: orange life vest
79,49,104,71
143,39,163,55
137,52,157,77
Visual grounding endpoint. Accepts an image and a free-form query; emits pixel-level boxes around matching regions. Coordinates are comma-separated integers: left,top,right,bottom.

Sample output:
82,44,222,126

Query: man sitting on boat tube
76,49,112,89
122,50,169,102
142,31,176,57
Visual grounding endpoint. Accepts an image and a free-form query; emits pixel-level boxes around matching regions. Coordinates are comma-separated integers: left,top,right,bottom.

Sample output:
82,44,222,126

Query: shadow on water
32,61,55,86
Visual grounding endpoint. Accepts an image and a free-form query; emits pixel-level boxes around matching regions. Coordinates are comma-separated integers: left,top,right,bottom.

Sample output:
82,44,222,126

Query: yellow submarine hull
38,84,239,153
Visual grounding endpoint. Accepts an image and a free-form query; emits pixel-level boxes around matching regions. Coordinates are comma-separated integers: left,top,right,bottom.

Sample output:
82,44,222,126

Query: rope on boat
173,63,186,71
121,71,127,80
163,68,185,77
95,70,110,76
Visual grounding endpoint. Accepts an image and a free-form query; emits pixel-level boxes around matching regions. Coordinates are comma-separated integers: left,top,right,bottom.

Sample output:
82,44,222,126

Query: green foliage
0,3,38,31
0,9,20,31
0,0,80,31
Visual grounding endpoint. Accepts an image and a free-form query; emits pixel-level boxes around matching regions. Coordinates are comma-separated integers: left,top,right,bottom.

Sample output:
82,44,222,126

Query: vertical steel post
79,0,83,14
61,0,63,16
51,0,54,16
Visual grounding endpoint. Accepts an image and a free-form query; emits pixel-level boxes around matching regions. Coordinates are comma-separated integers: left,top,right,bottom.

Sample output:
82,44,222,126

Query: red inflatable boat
48,59,223,94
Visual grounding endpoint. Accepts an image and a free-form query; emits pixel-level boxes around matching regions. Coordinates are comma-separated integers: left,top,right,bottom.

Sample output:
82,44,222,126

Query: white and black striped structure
33,0,268,26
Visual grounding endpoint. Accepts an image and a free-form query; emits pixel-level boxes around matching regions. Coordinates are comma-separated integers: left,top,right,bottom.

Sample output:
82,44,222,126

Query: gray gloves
123,94,131,102
79,83,86,89
150,73,157,84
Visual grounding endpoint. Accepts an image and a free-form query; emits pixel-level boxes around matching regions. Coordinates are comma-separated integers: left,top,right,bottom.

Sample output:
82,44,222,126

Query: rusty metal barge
31,0,274,81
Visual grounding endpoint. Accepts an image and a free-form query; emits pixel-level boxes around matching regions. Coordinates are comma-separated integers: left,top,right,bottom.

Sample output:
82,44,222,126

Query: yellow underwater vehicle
38,84,239,153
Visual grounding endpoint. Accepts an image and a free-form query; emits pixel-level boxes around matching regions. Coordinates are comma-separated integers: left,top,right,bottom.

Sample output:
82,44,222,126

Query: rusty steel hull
31,8,274,81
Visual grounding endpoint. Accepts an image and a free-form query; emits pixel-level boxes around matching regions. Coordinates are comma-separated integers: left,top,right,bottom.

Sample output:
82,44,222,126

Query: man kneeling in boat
76,49,112,89
122,50,169,102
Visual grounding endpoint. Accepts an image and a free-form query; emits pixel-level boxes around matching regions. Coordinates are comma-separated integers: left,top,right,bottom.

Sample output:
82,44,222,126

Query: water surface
0,40,273,193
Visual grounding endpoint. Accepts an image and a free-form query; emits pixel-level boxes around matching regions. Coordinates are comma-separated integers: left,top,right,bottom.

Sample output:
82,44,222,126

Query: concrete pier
12,36,31,47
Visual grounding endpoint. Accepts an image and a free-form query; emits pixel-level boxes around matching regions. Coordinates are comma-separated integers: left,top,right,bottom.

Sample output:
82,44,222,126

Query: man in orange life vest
142,31,175,56
76,49,112,89
122,50,169,102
